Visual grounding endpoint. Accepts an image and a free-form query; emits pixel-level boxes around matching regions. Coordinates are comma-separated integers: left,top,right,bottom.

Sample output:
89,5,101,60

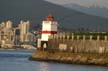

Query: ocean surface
0,50,108,71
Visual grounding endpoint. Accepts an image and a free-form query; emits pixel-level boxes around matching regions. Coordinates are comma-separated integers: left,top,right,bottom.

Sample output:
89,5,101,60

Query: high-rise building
26,32,35,44
19,20,30,35
6,20,13,28
19,20,30,42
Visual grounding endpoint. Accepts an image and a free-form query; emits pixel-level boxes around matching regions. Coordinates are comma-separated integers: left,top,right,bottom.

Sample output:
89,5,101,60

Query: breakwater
30,33,108,66
29,50,108,66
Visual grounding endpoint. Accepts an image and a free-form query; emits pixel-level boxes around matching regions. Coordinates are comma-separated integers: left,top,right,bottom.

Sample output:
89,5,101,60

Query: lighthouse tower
41,14,58,48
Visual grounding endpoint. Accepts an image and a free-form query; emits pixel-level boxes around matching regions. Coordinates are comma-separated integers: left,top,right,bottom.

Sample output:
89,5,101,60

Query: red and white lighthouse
41,14,58,47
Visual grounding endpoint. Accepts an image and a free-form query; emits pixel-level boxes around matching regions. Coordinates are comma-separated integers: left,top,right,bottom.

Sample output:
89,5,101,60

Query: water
0,50,108,71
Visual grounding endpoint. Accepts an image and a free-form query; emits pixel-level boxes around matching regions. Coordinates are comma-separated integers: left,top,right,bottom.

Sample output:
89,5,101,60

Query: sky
45,0,108,8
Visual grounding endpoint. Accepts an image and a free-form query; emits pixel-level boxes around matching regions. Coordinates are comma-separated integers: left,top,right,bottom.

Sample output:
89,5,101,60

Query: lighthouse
41,14,58,48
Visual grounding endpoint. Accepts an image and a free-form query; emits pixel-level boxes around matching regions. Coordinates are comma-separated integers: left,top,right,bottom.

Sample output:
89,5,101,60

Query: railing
49,33,108,41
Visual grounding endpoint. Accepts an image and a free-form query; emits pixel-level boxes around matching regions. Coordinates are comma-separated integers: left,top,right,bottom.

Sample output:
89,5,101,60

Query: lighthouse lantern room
41,14,58,48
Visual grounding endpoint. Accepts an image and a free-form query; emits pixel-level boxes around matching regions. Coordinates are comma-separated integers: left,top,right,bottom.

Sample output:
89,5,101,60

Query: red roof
46,14,54,21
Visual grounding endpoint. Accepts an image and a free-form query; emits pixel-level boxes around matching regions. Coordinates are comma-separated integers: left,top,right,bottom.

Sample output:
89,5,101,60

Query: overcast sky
45,0,108,8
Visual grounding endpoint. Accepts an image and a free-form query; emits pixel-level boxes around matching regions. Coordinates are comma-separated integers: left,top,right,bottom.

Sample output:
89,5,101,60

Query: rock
30,50,108,66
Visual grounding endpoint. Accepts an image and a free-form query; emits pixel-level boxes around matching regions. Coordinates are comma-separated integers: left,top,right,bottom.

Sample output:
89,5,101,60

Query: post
63,35,65,40
72,34,74,41
77,35,80,40
67,35,70,40
60,35,62,40
83,35,86,41
97,35,100,41
90,35,93,41
104,36,107,41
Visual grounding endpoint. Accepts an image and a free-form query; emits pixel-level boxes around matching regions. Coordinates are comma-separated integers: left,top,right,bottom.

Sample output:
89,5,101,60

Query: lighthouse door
41,41,48,50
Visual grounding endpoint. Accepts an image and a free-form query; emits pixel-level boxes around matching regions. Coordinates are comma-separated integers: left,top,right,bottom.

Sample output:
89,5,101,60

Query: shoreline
29,50,108,66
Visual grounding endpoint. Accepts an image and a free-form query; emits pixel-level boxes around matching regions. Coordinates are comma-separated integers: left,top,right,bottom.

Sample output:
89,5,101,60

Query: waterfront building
19,20,30,42
19,20,30,35
6,20,13,28
0,28,15,48
26,33,35,44
0,22,5,29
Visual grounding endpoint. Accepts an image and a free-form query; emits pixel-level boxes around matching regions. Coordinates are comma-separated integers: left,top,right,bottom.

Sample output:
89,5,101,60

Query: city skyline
0,20,36,49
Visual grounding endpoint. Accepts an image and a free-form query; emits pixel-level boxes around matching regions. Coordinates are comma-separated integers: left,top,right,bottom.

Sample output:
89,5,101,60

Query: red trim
41,31,57,34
